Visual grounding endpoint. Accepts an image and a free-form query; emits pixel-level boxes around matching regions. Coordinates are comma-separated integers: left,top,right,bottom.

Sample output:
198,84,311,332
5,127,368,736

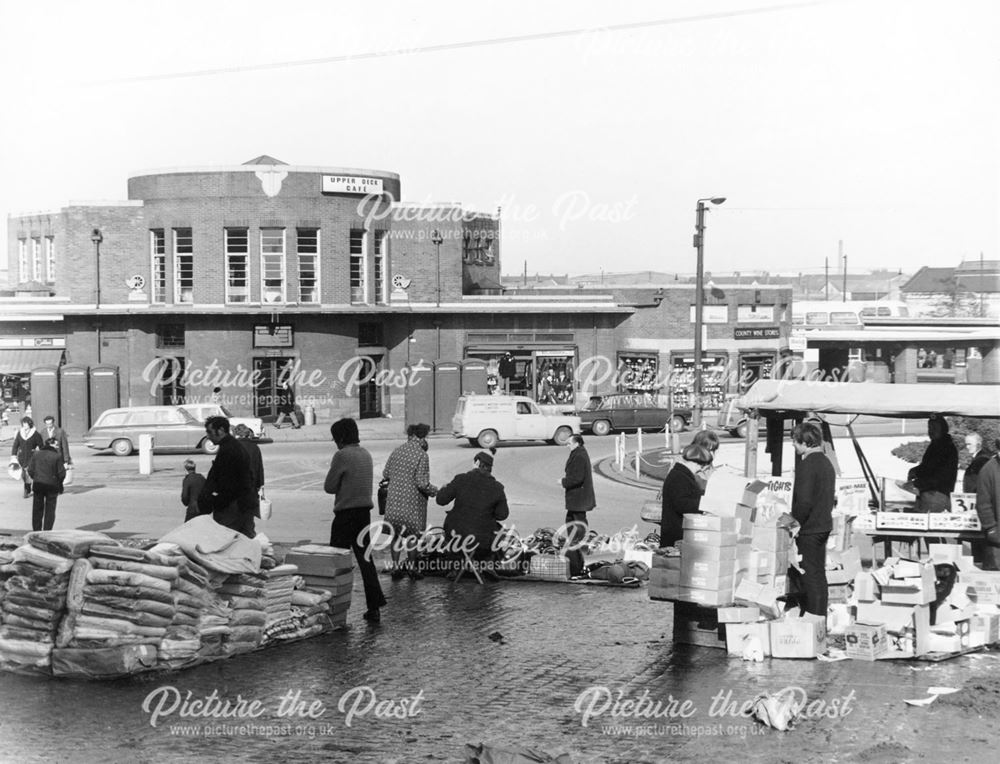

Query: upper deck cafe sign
322,176,384,195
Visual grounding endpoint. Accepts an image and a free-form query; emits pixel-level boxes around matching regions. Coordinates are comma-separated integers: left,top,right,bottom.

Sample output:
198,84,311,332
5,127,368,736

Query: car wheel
669,415,687,434
591,419,611,437
111,439,133,457
736,421,749,439
468,438,480,447
202,438,219,455
476,429,499,449
553,426,572,446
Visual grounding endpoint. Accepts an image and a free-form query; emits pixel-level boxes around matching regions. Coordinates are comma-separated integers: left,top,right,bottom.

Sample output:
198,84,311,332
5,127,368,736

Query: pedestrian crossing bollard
139,434,155,475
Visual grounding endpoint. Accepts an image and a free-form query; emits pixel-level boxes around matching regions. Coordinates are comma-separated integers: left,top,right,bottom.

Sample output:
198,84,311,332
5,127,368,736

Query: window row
149,227,388,305
16,237,56,284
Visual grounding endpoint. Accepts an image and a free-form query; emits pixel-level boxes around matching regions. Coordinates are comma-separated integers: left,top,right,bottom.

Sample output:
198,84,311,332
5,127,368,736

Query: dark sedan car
577,393,690,436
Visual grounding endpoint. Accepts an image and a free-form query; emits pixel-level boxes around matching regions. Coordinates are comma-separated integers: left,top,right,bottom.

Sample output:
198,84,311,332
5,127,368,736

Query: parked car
578,393,690,436
452,395,581,448
179,403,266,440
716,395,765,438
83,406,217,457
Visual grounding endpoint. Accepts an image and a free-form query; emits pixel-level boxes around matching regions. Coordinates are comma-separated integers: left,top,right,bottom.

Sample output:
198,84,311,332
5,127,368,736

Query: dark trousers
796,532,830,617
330,507,384,612
564,511,589,577
31,484,59,531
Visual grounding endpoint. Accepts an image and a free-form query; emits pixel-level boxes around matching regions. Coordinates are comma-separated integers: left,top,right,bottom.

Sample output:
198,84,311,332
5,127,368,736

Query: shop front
465,331,578,405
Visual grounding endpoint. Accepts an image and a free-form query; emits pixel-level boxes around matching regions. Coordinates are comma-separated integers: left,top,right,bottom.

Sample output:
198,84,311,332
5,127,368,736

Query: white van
452,395,581,448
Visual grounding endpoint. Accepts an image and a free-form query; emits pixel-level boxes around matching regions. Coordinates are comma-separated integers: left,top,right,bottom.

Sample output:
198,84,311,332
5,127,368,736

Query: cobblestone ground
2,567,999,763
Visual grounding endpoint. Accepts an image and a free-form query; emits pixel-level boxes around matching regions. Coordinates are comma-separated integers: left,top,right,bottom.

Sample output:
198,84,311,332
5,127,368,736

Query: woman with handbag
659,443,715,549
10,416,44,499
382,423,437,580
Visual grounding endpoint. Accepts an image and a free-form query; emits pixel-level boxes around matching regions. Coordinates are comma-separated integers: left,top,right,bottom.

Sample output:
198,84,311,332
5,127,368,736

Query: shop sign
789,335,808,351
734,326,780,340
322,175,384,195
688,305,729,324
253,324,294,348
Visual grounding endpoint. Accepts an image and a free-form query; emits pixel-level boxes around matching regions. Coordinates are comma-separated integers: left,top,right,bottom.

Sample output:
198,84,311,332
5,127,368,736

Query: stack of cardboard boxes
283,545,355,629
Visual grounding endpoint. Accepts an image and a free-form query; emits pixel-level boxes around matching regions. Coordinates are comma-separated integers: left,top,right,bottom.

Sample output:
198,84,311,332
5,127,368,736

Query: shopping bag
62,466,74,487
259,498,272,521
640,490,662,524
377,479,389,515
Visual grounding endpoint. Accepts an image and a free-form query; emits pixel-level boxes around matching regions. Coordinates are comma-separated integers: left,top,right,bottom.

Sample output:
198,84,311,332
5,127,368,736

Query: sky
0,0,997,280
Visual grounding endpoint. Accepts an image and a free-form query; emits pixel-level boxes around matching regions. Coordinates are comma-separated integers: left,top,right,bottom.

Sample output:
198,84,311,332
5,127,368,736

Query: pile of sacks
263,565,297,626
218,572,268,655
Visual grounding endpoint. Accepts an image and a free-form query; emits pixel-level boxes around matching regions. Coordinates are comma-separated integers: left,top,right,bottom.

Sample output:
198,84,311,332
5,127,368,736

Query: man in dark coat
437,450,510,558
234,424,265,518
561,434,596,577
198,416,256,538
791,422,836,617
907,415,958,512
27,437,66,531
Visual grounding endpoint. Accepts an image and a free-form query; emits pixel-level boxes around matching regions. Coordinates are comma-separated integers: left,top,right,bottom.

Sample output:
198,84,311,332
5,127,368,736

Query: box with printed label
683,515,740,533
680,541,738,564
725,622,771,657
680,555,737,581
960,571,1000,606
676,586,734,607
649,568,681,588
845,621,887,661
750,549,790,577
880,564,937,605
740,481,768,508
875,512,929,531
652,551,681,570
681,572,735,592
828,583,851,604
683,529,739,547
718,606,760,623
928,513,982,531
969,613,1000,646
769,612,827,658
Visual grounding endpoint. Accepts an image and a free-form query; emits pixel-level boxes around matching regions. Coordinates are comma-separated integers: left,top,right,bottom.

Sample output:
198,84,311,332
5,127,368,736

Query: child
180,459,206,522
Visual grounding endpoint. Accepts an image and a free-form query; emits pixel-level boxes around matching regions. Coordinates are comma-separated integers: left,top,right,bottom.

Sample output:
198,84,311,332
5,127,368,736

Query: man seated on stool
436,449,509,580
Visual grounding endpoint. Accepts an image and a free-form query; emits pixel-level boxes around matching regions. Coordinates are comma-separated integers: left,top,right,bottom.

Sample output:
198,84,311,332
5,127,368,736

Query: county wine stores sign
734,326,780,340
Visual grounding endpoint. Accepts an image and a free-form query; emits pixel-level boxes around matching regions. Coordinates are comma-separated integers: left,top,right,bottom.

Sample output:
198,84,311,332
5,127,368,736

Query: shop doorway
253,357,296,420
358,355,383,419
738,353,775,392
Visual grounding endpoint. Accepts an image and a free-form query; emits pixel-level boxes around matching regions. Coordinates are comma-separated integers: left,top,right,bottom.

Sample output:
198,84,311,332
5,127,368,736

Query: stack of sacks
283,545,354,626
218,572,267,654
263,564,297,626
1,531,115,674
290,587,334,637
145,542,214,670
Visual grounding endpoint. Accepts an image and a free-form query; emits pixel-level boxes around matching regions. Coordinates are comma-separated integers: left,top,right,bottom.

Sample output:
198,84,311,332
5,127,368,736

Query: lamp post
91,228,103,363
692,197,726,429
432,229,444,307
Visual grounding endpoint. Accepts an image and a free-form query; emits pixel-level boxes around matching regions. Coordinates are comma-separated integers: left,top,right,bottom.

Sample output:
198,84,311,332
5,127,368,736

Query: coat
198,434,256,537
792,450,836,535
237,438,265,518
181,472,207,517
27,446,66,491
383,438,434,534
561,446,596,512
659,462,703,548
909,435,958,496
436,469,510,550
40,424,72,464
11,428,44,468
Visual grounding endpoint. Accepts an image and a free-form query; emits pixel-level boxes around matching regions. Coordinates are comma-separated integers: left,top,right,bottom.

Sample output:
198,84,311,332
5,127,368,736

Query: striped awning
0,349,64,374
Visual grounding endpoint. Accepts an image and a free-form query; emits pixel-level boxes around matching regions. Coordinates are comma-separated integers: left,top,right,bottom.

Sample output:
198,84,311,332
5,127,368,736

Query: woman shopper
658,443,715,549
383,423,437,579
10,416,44,499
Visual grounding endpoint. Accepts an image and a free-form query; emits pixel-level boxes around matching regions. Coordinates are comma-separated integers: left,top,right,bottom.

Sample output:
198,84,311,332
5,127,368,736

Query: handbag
62,466,74,487
377,479,389,515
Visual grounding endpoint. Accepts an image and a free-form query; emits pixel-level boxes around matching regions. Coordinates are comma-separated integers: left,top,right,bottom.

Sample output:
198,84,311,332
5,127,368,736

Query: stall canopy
734,379,1000,419
0,349,64,374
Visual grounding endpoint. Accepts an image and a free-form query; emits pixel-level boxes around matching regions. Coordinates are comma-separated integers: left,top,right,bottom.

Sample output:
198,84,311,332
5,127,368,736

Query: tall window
31,238,42,281
173,228,194,303
297,228,320,303
17,239,27,282
44,237,55,283
151,229,167,303
350,228,366,304
225,227,249,303
373,230,387,304
261,228,286,303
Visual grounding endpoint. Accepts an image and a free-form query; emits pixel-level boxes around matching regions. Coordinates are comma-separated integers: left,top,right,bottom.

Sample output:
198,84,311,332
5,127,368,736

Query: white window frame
150,230,167,303
225,227,250,304
44,236,56,283
736,304,775,323
31,237,42,281
260,228,286,304
173,228,194,304
373,229,387,304
17,239,27,282
297,228,321,304
349,228,367,304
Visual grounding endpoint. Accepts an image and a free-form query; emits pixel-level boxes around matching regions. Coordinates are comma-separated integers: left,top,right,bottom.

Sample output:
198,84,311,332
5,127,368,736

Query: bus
791,300,909,329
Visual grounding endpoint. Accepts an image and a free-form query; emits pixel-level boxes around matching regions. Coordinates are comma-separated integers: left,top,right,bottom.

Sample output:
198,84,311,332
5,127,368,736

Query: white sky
1,0,997,279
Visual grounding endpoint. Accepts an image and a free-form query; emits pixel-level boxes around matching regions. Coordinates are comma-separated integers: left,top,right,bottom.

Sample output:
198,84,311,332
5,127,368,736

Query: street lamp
692,197,726,429
91,228,103,363
431,229,444,307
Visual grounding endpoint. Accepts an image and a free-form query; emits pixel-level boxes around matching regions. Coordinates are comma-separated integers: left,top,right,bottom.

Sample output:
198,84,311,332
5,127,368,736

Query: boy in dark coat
181,459,206,522
791,422,836,617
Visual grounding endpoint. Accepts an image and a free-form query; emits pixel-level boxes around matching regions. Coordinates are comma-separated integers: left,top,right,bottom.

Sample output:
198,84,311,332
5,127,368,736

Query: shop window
173,228,194,303
156,324,185,349
150,230,167,303
153,356,187,404
917,347,959,370
373,230,387,304
350,229,366,304
45,237,55,283
297,228,320,303
260,228,286,303
226,228,249,303
31,237,42,281
670,355,727,410
17,239,27,282
617,354,660,392
535,355,575,405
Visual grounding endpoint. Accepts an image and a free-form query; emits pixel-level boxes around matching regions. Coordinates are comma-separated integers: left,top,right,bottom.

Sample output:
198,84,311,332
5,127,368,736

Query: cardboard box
284,547,354,577
740,481,768,508
680,554,737,582
826,547,862,585
969,613,1000,646
623,549,654,568
734,579,782,619
751,527,793,553
649,584,681,602
867,603,931,658
828,583,851,603
854,572,878,602
960,571,1000,606
680,541,738,563
673,621,727,649
718,606,760,623
845,621,887,661
650,568,681,588
684,529,739,547
928,513,982,531
875,513,929,531
749,549,790,577
681,573,735,592
676,586,734,607
769,612,827,658
683,514,740,533
892,560,924,578
725,622,771,657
